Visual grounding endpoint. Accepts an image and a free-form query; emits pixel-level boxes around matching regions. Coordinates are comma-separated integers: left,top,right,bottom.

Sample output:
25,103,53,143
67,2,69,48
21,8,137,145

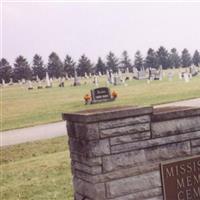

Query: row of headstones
132,65,200,83
1,66,199,89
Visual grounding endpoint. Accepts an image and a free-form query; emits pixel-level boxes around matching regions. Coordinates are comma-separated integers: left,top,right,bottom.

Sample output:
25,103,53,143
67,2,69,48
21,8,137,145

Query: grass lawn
0,136,73,200
1,70,200,131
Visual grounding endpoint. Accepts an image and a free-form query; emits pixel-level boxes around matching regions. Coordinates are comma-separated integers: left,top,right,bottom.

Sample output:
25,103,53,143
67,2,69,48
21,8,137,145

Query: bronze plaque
161,156,200,200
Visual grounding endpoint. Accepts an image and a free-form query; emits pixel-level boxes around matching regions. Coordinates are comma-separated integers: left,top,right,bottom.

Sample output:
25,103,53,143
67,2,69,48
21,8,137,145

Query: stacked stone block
62,106,200,200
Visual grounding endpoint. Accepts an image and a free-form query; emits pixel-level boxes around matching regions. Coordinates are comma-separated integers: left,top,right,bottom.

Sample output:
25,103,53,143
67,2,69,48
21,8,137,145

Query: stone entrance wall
62,106,200,200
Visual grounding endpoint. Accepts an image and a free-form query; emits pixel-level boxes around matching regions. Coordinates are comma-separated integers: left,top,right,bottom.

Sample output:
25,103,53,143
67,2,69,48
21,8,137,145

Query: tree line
0,46,200,83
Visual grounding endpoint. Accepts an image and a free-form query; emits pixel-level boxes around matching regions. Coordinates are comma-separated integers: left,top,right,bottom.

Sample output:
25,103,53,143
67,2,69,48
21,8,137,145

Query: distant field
0,136,73,200
2,70,200,131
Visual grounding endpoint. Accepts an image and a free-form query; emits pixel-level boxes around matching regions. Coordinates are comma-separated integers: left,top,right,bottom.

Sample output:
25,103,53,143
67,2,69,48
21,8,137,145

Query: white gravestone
183,73,190,83
46,72,51,87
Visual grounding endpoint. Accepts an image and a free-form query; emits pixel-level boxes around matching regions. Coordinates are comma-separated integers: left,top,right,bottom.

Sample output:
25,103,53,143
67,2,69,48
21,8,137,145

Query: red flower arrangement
112,90,118,99
84,94,91,104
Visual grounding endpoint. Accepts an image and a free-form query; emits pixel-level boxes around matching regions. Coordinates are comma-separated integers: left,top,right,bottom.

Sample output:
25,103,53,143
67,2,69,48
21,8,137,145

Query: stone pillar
63,106,200,200
62,106,153,200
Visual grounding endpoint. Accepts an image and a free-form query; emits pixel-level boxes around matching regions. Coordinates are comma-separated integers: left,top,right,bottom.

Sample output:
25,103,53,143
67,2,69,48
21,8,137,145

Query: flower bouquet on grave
112,90,118,100
84,94,91,105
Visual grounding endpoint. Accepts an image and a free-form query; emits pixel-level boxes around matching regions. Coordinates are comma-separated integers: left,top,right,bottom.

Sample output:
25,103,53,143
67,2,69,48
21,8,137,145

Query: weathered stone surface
63,106,153,123
103,142,190,173
152,107,200,122
145,141,191,161
72,161,102,175
74,162,159,184
70,153,102,166
99,115,150,130
146,196,163,200
110,131,150,145
75,193,91,200
191,138,200,147
74,123,99,140
109,187,162,200
66,121,75,138
100,123,150,138
111,131,200,153
73,178,105,200
102,150,146,172
106,171,161,198
192,146,200,154
152,116,200,138
69,137,110,157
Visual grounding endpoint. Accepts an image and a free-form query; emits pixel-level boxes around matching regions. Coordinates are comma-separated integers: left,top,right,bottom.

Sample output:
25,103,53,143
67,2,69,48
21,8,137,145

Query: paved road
0,122,66,147
1,98,199,147
155,98,200,108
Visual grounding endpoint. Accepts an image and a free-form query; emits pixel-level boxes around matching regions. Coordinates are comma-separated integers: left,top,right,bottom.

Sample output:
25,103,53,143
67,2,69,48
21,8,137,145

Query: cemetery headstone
138,69,147,80
22,79,26,84
90,87,114,104
37,81,43,89
113,74,121,85
133,67,138,79
28,80,33,90
93,75,98,87
59,77,65,87
2,79,5,86
168,71,173,81
45,72,51,88
73,70,81,86
9,78,13,85
183,72,190,83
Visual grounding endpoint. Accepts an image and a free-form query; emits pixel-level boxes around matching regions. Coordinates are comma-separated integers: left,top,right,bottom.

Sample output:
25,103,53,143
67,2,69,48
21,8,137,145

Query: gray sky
1,1,200,64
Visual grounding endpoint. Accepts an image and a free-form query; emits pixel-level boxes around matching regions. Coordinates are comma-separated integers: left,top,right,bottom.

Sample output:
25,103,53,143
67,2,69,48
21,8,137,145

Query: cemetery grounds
1,69,200,199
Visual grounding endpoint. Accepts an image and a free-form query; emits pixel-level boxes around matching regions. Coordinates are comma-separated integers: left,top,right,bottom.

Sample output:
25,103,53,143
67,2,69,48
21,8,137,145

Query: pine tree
106,52,119,73
121,51,132,72
181,48,192,67
192,50,200,67
77,55,92,76
32,54,46,80
169,48,181,68
95,57,106,74
0,58,13,83
14,56,32,81
145,48,158,69
63,55,76,77
134,51,143,71
157,46,170,69
47,52,64,78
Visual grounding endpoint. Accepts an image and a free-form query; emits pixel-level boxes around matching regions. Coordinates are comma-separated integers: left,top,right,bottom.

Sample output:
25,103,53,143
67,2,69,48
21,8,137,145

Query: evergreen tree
192,50,200,67
134,51,143,71
0,58,13,83
63,55,76,77
95,57,106,74
77,55,92,76
169,48,181,68
32,54,46,80
145,48,158,69
14,56,32,81
181,48,192,67
47,52,63,78
106,52,119,73
157,46,170,69
121,51,132,72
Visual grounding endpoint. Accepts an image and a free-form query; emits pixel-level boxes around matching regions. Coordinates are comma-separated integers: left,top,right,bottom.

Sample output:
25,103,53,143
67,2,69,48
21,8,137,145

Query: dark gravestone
90,87,113,104
161,156,200,200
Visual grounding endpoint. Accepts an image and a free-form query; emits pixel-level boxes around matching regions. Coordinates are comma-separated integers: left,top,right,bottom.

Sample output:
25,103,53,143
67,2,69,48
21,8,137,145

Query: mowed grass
2,70,200,130
0,136,73,200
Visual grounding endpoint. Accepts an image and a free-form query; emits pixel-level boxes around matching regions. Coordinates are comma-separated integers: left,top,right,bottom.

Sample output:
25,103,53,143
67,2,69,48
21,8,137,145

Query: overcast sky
1,1,200,64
